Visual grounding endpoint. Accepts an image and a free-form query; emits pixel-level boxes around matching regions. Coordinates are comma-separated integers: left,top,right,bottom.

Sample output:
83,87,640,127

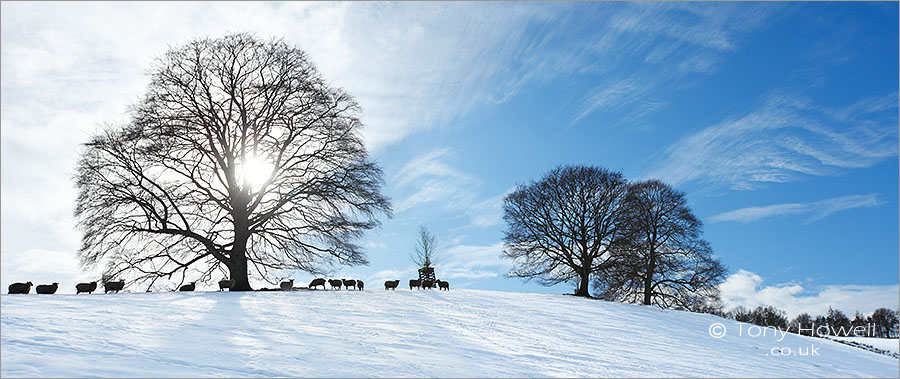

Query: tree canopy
75,34,391,291
595,180,726,308
502,165,630,297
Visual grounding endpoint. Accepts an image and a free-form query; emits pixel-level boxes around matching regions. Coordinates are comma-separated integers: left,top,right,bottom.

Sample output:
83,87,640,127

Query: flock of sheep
304,278,450,291
6,280,125,295
7,278,450,294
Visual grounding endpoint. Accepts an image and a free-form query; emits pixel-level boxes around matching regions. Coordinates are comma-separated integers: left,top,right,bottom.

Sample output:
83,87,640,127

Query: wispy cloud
393,148,470,200
440,243,509,280
647,92,899,190
567,2,785,125
710,194,882,224
720,269,899,317
392,148,509,228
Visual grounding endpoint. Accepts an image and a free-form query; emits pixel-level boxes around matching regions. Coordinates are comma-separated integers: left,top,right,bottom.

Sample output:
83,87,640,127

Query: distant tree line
724,304,899,338
501,165,726,310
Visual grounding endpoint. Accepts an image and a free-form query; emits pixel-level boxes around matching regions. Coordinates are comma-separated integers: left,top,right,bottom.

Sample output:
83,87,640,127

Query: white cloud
710,194,882,224
720,269,899,317
465,192,509,228
439,243,510,280
393,149,471,207
647,92,899,190
567,2,784,125
392,148,510,228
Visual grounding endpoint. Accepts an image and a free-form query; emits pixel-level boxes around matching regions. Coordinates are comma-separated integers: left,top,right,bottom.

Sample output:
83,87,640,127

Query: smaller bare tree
410,225,438,268
595,180,725,308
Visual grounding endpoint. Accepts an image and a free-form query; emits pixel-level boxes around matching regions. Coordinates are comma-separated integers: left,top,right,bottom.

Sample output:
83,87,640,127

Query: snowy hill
1,289,897,377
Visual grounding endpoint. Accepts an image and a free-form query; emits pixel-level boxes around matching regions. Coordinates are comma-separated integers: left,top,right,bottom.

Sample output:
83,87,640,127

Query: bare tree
502,165,629,297
870,307,899,338
410,225,438,268
595,180,725,308
75,34,391,291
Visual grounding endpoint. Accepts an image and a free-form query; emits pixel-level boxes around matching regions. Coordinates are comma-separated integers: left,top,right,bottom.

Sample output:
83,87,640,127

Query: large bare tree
501,165,629,297
75,34,391,291
595,180,725,308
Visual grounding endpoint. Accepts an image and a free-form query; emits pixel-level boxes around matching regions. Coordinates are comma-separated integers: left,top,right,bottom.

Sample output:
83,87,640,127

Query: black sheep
8,281,33,294
422,280,434,289
384,280,399,290
309,278,326,289
342,279,357,290
357,280,364,291
179,282,196,292
218,279,235,291
437,280,450,291
36,282,59,294
75,281,98,294
328,279,342,290
409,279,421,290
104,280,125,293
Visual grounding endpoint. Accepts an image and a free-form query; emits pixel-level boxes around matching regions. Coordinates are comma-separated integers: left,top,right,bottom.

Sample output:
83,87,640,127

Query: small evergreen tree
789,313,814,336
850,311,868,336
749,305,788,329
813,315,828,337
826,307,852,336
728,306,753,323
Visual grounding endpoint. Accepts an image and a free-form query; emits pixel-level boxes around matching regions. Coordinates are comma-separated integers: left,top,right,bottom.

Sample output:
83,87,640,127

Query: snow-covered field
2,289,897,377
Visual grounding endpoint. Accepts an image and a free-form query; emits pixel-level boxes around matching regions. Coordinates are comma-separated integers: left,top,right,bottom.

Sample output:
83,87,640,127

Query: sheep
8,281,33,294
179,282,196,292
437,280,450,291
357,280,364,291
218,279,235,291
36,282,59,294
329,279,343,290
309,278,326,289
75,281,98,294
280,279,294,291
104,280,125,293
409,279,421,290
384,280,399,290
422,280,434,289
342,278,357,290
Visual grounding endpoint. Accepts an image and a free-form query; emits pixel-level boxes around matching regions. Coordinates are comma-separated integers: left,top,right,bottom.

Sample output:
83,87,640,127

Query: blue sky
1,2,897,316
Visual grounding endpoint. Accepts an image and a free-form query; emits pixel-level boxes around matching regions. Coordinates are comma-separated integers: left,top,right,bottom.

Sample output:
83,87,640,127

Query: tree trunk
642,279,652,305
229,253,252,291
643,250,656,305
575,270,591,297
229,190,253,291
